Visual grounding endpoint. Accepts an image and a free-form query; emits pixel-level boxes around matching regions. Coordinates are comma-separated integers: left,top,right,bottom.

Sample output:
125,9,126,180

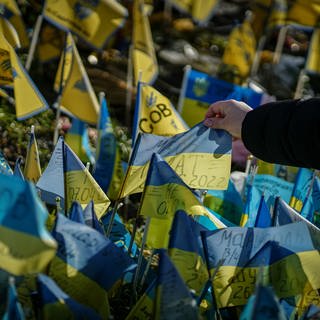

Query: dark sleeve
241,98,320,169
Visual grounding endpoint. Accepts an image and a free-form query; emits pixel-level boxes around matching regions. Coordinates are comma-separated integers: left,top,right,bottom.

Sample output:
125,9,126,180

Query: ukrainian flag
37,274,101,319
139,153,225,248
240,184,261,227
49,214,135,318
132,82,188,144
120,122,232,198
132,0,158,85
0,174,57,275
55,33,99,124
43,0,128,49
93,95,123,200
24,126,42,183
305,28,320,75
0,0,29,48
202,222,320,309
168,210,209,296
0,32,49,120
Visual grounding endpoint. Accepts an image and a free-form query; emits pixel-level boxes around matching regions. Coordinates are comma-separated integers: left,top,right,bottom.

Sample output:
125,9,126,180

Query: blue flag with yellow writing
0,174,57,275
202,222,320,309
121,122,232,198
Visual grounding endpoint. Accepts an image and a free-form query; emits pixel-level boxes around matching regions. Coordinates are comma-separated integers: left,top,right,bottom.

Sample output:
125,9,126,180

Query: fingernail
204,118,213,127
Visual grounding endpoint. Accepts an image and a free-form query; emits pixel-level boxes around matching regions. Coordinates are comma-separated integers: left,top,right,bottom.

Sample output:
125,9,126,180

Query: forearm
241,98,320,169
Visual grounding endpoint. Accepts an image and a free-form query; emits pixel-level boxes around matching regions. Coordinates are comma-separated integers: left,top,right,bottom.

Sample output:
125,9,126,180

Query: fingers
203,117,226,130
204,100,230,119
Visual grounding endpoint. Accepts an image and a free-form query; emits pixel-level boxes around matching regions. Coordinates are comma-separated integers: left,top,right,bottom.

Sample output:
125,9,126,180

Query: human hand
203,99,252,139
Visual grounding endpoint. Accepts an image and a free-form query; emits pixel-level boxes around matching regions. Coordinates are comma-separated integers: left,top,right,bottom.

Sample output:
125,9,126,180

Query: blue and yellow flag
64,139,110,218
65,117,95,165
154,249,199,319
93,95,123,200
132,0,158,85
101,211,138,258
37,273,101,319
287,1,320,28
168,0,219,24
83,200,105,235
2,278,25,320
240,284,287,320
273,197,320,233
55,33,99,124
139,153,225,248
180,69,263,127
132,82,188,143
266,0,288,31
0,15,21,49
0,32,49,120
0,0,29,48
13,156,24,180
254,195,272,227
222,18,256,83
36,137,65,209
306,28,320,74
120,122,232,198
168,210,209,296
202,222,320,308
24,126,42,183
204,178,244,226
0,174,57,275
68,201,85,224
43,0,128,49
0,151,13,175
240,184,261,227
49,213,135,318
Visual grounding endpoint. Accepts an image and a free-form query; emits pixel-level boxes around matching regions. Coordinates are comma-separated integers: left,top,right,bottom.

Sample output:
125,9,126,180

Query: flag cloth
239,284,287,320
13,156,24,180
132,0,158,85
204,178,244,226
49,213,135,318
254,195,272,227
253,174,294,209
120,122,232,198
0,151,13,175
168,0,219,24
2,278,25,320
65,117,95,165
24,127,42,183
132,82,188,143
273,197,320,233
0,0,29,48
222,18,256,83
83,200,105,235
265,0,288,31
305,28,320,74
37,274,101,320
180,69,263,127
0,174,57,275
64,139,110,218
36,137,65,209
68,201,85,224
43,0,128,49
168,210,209,296
0,16,21,49
287,1,320,28
93,95,123,200
55,33,99,124
201,222,320,308
101,211,138,257
0,32,49,119
139,153,226,248
240,184,261,227
154,249,199,319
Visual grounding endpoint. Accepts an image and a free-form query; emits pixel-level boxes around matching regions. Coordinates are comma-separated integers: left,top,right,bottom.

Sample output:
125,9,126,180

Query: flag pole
94,91,105,171
177,64,191,114
25,14,44,71
125,45,133,127
272,25,289,64
53,33,68,145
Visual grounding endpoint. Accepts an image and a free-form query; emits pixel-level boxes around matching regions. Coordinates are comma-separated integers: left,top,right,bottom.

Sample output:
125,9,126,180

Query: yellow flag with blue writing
24,126,42,183
132,82,188,144
0,33,49,119
55,33,99,124
120,122,232,198
43,0,128,49
0,0,29,48
0,174,57,275
132,0,158,85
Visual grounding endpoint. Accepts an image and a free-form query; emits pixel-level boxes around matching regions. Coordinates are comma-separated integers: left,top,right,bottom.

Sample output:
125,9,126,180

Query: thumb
203,117,226,130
